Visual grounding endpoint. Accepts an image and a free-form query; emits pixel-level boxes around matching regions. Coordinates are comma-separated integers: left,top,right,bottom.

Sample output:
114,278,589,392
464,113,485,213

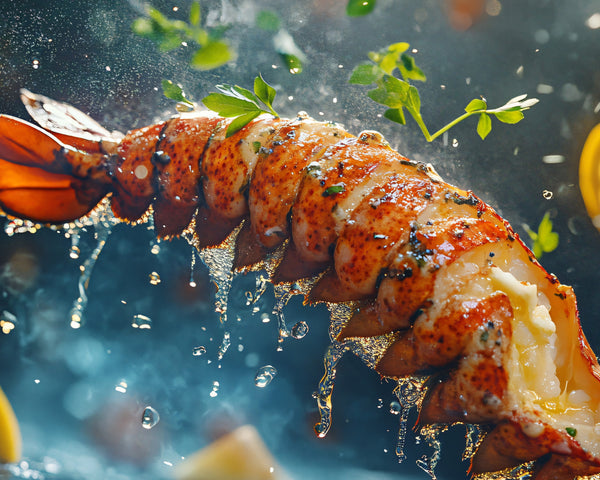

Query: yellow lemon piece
579,123,600,229
173,425,292,480
0,386,21,464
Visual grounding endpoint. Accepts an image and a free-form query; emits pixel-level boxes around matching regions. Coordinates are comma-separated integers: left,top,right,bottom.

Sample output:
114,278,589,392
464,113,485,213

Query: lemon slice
579,123,600,229
0,386,21,464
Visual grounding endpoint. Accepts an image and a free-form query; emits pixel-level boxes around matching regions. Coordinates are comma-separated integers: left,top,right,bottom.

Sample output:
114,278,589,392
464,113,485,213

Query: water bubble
149,271,161,285
0,310,17,334
376,398,384,409
132,314,152,329
151,244,160,255
254,365,277,388
192,346,206,356
389,400,401,415
32,59,40,69
452,138,459,148
291,321,309,339
542,190,553,200
115,380,128,393
141,406,160,430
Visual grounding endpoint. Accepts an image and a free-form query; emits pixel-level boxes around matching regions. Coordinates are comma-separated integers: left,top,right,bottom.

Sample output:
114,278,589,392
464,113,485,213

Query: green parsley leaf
465,98,487,113
349,63,382,85
524,211,559,259
132,3,234,71
347,0,377,17
161,79,194,106
202,76,280,138
566,427,577,437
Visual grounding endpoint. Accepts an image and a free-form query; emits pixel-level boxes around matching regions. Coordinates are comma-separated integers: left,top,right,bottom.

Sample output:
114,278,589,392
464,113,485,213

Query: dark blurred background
0,1,599,479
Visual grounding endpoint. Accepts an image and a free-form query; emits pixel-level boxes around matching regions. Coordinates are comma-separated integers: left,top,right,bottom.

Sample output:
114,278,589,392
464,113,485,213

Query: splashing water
314,341,349,438
69,222,112,329
393,376,429,463
463,424,486,461
415,424,448,480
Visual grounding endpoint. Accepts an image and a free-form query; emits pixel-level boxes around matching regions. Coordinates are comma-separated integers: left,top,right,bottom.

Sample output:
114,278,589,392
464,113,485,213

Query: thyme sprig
350,42,539,141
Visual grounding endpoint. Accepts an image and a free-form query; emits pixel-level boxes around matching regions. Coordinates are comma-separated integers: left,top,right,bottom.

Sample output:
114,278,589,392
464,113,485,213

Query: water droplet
217,331,231,360
192,345,206,356
132,314,152,329
254,365,277,388
389,400,401,415
376,398,383,409
452,138,459,148
542,189,553,200
115,380,128,393
141,406,160,429
151,244,161,255
69,245,80,259
291,321,309,339
149,271,161,285
542,154,565,164
209,381,219,397
32,59,40,69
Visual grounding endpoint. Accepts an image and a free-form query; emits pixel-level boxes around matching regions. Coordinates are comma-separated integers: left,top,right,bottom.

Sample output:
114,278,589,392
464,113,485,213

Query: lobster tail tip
0,114,109,223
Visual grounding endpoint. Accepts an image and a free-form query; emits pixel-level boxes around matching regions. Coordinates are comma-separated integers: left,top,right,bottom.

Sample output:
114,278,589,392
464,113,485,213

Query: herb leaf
524,211,559,258
132,2,234,71
161,79,194,106
350,42,538,142
347,0,377,17
202,76,280,137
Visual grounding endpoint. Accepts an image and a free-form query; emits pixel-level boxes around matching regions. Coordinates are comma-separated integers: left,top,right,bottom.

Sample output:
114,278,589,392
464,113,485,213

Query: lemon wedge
173,425,292,480
0,386,21,464
579,123,600,229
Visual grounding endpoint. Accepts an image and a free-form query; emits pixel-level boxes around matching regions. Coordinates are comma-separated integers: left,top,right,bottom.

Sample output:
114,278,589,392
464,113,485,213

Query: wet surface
0,1,599,479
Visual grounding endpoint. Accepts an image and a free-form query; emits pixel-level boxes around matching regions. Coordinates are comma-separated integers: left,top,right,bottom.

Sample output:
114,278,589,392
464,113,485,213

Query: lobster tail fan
0,115,110,223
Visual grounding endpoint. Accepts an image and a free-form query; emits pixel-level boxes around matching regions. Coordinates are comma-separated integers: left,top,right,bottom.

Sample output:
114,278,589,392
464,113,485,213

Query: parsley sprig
523,211,559,258
350,42,539,141
132,2,234,71
202,75,280,137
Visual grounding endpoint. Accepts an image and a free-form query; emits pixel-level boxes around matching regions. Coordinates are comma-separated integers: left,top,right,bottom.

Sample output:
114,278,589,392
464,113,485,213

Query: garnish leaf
256,10,281,31
350,42,538,142
161,79,194,106
524,211,559,258
202,75,280,137
132,2,234,71
347,0,377,17
476,113,492,139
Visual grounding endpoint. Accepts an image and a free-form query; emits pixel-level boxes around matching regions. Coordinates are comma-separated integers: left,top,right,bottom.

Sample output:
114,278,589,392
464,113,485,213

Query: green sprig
202,75,280,137
523,211,559,259
132,1,234,71
349,42,538,141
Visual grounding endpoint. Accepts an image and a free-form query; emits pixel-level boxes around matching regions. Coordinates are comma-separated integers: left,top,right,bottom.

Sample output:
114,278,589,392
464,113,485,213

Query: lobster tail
0,115,111,223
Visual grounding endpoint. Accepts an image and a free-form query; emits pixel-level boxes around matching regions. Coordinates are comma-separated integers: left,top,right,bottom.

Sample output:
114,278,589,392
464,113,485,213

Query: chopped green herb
523,211,559,259
323,184,346,197
202,75,280,137
480,331,489,343
132,2,234,71
252,141,262,154
566,427,577,437
280,53,303,75
347,0,377,16
350,42,538,141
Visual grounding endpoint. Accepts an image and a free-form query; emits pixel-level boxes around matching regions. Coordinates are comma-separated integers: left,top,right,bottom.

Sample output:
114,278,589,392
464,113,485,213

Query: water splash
69,222,111,329
393,376,429,463
415,424,448,479
217,331,231,360
314,341,349,438
290,320,308,339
